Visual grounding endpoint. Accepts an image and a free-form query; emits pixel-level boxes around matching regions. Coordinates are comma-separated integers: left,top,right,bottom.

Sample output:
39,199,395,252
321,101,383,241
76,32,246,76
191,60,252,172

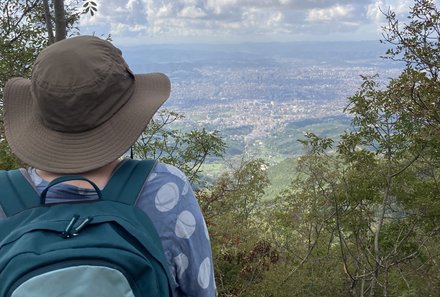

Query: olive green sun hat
4,35,170,173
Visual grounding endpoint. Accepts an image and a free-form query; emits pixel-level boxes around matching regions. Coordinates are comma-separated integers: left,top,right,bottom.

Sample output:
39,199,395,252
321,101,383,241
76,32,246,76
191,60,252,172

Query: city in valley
124,41,402,162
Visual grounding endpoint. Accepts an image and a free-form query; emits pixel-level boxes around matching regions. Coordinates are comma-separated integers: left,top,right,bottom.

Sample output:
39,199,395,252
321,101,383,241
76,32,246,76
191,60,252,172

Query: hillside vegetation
200,1,440,295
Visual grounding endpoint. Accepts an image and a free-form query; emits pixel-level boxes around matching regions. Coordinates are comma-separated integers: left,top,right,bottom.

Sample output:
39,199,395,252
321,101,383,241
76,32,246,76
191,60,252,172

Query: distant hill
264,156,299,200
121,40,392,68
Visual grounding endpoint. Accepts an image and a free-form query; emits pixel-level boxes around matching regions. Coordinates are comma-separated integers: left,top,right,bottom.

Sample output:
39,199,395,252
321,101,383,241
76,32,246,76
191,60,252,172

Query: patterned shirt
26,161,216,297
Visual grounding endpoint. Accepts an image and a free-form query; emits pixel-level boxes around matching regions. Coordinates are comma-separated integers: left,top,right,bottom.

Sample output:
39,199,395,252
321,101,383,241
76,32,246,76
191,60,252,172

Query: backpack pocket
11,264,136,297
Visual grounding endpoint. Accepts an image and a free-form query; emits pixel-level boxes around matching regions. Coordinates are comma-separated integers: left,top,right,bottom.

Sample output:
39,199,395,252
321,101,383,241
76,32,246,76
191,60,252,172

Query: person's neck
36,159,122,189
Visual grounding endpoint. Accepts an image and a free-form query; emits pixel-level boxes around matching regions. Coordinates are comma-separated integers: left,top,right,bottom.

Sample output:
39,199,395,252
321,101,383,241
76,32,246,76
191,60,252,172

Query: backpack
0,159,173,297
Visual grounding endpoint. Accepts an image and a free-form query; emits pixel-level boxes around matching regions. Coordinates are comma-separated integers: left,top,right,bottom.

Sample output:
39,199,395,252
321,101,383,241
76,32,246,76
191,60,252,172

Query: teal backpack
0,159,173,297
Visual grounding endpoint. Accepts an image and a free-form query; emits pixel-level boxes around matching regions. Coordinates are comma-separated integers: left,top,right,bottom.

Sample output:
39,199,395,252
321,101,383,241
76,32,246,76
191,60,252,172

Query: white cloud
155,4,174,18
306,4,355,22
81,0,148,34
366,0,414,20
367,0,386,22
267,11,284,26
179,6,207,18
366,0,426,38
78,0,421,43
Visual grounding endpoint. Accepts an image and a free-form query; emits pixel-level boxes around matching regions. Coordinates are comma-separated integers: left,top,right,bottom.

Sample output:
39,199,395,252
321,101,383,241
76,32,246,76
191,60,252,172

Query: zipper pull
61,214,80,239
71,217,94,237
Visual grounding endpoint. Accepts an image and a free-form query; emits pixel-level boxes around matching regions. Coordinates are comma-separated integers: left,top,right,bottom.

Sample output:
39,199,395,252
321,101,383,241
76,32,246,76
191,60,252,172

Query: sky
78,0,438,45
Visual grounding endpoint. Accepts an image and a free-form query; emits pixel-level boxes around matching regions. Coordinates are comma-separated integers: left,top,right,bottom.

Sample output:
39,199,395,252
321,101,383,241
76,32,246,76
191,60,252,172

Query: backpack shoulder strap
101,159,156,205
0,169,40,217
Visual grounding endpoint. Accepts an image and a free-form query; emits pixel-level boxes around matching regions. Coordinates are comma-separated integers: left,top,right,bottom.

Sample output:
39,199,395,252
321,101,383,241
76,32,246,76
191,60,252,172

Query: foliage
382,0,439,75
0,0,84,169
241,1,440,296
0,0,50,169
82,0,97,16
0,140,23,169
264,157,298,200
198,158,272,296
133,110,226,184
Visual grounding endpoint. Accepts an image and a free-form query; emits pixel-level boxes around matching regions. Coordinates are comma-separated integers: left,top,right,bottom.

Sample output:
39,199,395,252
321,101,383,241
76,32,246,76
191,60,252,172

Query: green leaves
298,132,334,154
382,0,439,75
133,109,226,184
0,0,83,168
266,2,440,295
82,1,97,16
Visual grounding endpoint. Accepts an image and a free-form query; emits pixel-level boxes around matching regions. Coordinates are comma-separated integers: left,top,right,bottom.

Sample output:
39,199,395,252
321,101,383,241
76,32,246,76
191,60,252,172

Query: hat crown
31,36,135,132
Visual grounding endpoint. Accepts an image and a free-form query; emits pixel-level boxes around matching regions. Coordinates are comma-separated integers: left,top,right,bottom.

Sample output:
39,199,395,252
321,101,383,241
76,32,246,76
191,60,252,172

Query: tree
0,0,51,169
198,158,272,296
133,110,226,185
42,0,97,44
381,0,440,126
263,1,440,296
266,138,347,296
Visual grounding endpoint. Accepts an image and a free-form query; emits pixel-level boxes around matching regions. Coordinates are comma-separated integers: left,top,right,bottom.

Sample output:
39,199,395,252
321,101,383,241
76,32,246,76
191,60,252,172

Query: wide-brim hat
4,36,170,173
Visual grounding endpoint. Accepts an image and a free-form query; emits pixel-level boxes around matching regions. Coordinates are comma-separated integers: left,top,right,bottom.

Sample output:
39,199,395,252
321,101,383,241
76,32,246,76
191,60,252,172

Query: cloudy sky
78,0,436,45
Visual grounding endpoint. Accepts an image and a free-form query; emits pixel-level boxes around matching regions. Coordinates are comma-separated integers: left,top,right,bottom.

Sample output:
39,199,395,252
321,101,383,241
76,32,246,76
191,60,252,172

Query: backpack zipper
61,214,93,239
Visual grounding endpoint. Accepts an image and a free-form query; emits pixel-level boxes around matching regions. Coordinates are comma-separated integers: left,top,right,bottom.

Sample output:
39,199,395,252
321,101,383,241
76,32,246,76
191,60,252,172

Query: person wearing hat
1,36,216,296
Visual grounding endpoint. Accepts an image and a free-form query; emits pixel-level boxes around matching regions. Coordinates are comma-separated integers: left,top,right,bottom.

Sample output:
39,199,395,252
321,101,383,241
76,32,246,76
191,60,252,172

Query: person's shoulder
152,162,189,183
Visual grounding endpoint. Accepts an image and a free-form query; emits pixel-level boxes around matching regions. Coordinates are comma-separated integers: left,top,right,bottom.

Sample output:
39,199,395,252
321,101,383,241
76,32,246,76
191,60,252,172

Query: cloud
306,4,355,22
179,6,207,18
365,0,420,38
204,0,371,10
78,0,414,43
81,0,149,35
366,0,415,21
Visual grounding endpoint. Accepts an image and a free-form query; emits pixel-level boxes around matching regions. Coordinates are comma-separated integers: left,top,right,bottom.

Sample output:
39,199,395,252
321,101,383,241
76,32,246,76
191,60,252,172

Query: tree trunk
42,0,55,44
370,155,393,296
53,0,66,41
360,269,365,297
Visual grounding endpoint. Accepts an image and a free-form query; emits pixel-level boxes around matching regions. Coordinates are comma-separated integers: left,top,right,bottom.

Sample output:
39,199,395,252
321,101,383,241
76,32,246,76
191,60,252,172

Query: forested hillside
200,1,440,295
1,0,439,296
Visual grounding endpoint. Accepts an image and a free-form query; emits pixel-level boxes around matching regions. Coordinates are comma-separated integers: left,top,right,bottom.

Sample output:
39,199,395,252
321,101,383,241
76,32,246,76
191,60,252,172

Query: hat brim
4,73,170,173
